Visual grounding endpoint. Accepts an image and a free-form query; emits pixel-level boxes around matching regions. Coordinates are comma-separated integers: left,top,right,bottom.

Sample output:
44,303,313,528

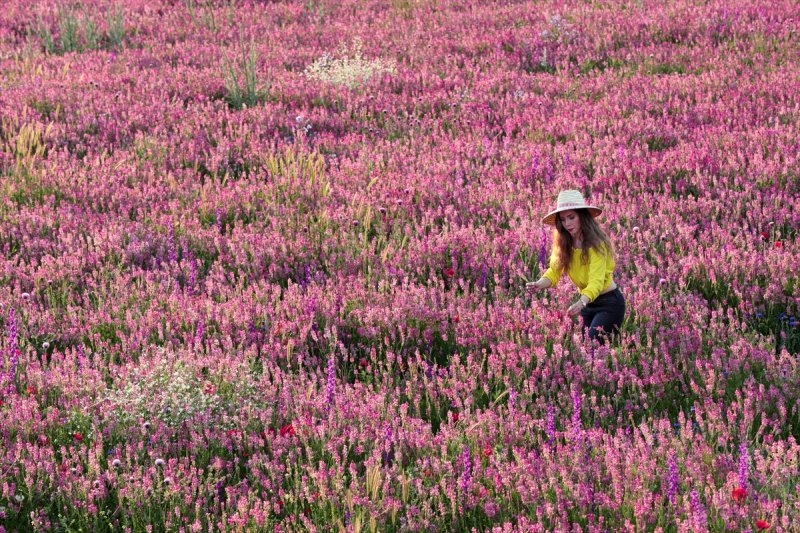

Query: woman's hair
550,210,613,272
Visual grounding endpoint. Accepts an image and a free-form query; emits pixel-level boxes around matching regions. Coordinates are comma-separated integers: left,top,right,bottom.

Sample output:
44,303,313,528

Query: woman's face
558,210,582,239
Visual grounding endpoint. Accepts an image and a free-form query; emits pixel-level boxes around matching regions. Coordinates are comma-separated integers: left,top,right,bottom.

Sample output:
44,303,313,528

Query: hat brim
542,206,602,226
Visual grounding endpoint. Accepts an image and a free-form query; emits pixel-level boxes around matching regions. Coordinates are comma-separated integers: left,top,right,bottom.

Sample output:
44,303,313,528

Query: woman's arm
580,246,610,302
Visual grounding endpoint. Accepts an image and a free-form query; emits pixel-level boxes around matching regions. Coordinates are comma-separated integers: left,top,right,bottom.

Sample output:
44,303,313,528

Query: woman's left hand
567,300,584,317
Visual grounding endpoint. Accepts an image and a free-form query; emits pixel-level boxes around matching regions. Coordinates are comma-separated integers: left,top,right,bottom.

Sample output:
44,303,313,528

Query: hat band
556,202,589,209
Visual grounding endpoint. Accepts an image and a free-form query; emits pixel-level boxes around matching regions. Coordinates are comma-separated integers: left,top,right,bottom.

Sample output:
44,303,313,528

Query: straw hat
541,189,602,225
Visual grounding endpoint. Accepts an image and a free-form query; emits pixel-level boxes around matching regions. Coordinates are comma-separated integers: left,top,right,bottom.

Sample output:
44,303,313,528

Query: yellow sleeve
579,247,608,302
542,258,561,287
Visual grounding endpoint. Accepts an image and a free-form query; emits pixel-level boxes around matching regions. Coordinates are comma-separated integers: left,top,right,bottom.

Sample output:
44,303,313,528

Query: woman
527,190,625,344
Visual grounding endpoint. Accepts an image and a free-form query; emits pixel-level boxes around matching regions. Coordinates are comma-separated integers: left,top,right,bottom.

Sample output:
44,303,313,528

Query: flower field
1,0,799,531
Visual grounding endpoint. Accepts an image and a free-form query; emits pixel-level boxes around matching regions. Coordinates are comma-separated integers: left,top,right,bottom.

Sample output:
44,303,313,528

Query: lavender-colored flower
6,308,19,394
738,442,749,490
508,387,517,411
459,447,472,495
188,257,198,293
325,354,336,409
77,344,86,371
571,389,582,437
167,223,177,263
689,490,707,531
194,320,204,347
479,262,488,288
667,452,679,505
538,231,548,269
545,403,556,444
304,296,317,316
545,158,554,183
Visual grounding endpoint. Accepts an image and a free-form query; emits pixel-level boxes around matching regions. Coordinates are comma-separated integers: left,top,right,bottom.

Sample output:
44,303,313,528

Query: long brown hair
550,210,613,273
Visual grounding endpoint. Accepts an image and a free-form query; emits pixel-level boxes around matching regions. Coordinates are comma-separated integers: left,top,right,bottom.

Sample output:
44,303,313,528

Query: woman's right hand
525,280,542,292
526,278,551,292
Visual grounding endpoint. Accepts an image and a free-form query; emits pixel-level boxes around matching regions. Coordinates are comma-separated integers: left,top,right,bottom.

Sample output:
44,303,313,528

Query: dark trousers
580,288,625,344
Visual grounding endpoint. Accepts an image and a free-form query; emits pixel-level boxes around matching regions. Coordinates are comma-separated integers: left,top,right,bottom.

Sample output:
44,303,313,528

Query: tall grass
28,5,125,55
222,36,268,110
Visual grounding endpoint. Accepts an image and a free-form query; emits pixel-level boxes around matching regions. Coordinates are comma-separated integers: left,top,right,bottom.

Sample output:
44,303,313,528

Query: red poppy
279,423,295,437
73,432,83,442
760,231,769,241
451,411,459,423
774,241,782,249
452,315,459,324
756,520,770,530
27,386,36,395
443,267,455,278
483,446,493,458
732,487,747,503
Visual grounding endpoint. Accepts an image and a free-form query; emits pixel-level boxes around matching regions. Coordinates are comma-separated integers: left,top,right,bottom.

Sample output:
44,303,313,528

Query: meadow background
1,0,799,531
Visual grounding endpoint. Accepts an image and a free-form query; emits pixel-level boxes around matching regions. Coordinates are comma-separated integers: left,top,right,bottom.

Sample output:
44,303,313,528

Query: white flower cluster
105,357,221,426
304,37,396,89
540,15,578,44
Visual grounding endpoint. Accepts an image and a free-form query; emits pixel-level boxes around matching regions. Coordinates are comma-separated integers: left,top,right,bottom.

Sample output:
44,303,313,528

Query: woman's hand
526,279,550,292
567,297,588,317
567,301,583,317
525,281,541,292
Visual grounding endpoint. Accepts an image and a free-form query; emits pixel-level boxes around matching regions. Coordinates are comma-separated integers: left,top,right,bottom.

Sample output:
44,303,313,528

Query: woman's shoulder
588,242,612,257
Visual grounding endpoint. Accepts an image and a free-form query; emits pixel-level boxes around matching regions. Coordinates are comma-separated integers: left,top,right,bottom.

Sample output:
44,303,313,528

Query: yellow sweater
543,246,615,302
